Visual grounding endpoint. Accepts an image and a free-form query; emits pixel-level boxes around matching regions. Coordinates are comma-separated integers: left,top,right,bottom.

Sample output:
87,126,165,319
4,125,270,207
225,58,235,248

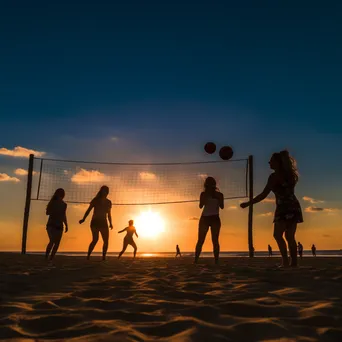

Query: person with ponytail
240,150,303,267
45,188,68,261
79,185,113,260
194,176,224,264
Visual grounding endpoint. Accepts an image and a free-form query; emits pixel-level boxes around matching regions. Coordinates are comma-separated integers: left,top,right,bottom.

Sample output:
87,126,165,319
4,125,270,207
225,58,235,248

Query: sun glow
135,210,165,239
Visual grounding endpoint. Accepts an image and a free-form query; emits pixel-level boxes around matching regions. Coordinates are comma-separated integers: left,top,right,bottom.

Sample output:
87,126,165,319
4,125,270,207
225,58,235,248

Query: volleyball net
31,157,250,205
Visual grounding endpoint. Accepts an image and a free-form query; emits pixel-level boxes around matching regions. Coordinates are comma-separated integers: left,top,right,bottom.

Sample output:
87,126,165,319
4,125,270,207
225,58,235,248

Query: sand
1,254,342,342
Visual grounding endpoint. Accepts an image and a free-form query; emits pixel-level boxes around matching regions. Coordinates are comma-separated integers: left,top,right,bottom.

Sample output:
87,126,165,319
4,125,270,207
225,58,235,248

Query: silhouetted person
118,220,138,258
311,244,316,257
45,188,68,261
268,244,273,257
79,185,113,260
298,242,303,259
241,150,303,268
195,176,224,264
176,244,181,257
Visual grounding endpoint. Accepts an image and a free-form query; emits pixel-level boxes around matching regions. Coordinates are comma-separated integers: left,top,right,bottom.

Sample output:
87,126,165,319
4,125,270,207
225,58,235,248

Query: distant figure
176,244,182,257
268,244,273,257
241,150,303,268
118,220,138,258
45,188,68,261
298,242,303,259
79,185,113,260
311,244,317,257
195,176,224,264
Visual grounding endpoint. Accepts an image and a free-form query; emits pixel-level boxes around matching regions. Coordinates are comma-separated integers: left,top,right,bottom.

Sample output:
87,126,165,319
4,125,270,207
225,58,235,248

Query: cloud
322,234,331,238
189,217,200,221
263,197,276,203
305,206,340,213
110,136,119,142
139,172,157,180
258,212,273,217
0,146,45,158
14,168,37,176
71,204,89,211
0,173,20,182
228,206,238,210
303,196,324,204
71,169,107,183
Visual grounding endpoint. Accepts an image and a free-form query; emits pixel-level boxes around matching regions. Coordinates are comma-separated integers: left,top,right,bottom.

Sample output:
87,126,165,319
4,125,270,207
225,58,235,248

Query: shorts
91,218,108,231
47,226,63,242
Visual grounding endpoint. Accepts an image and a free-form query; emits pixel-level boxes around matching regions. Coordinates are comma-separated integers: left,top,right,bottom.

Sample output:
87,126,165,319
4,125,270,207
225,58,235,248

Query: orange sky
1,147,342,253
1,194,342,253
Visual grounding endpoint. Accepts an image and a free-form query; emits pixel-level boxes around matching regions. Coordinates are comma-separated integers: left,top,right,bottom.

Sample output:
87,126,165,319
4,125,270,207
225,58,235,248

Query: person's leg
49,230,63,260
118,240,128,258
210,216,221,264
87,226,99,259
100,228,109,260
131,241,137,258
273,221,289,266
195,217,209,263
284,222,297,267
45,227,54,259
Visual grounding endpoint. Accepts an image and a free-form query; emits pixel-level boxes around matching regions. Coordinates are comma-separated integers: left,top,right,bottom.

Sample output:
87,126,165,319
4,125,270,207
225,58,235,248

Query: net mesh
33,158,248,205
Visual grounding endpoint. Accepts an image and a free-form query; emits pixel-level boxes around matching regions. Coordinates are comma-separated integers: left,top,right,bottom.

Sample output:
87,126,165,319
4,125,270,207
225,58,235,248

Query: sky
1,0,342,253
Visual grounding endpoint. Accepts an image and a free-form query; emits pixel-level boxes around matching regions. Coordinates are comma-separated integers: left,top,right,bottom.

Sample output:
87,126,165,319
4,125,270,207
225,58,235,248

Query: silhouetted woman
241,150,303,267
118,219,138,258
45,188,68,260
79,185,113,260
195,176,224,264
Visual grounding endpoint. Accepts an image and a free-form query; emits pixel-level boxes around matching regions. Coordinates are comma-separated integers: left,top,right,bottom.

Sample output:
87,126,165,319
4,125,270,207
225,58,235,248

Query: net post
248,155,254,257
21,154,34,255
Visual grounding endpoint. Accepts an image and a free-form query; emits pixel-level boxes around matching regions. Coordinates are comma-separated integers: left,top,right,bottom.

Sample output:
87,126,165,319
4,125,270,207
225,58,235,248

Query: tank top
47,200,67,229
202,197,220,216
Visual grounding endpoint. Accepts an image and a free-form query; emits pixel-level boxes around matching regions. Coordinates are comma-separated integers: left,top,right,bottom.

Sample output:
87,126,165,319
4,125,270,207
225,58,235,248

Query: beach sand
1,254,342,341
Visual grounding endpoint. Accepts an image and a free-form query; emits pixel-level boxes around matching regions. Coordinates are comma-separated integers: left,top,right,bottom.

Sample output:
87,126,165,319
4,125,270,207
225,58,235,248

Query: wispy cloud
0,173,20,182
305,206,340,213
139,172,157,180
189,217,200,221
263,197,275,203
71,169,107,183
71,204,89,211
303,196,324,204
198,173,208,180
0,146,45,158
110,136,119,142
14,168,37,176
258,212,273,217
228,205,238,210
322,234,331,238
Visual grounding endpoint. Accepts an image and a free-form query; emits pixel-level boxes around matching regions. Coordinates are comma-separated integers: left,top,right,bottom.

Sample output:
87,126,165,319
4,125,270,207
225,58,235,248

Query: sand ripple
1,254,342,341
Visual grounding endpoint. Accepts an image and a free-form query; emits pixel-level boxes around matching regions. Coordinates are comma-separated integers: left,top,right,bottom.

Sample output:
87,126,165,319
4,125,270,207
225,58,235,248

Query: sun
135,210,165,239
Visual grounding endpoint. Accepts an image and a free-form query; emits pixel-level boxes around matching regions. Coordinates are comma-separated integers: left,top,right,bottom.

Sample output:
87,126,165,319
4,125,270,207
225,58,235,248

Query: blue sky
1,0,342,251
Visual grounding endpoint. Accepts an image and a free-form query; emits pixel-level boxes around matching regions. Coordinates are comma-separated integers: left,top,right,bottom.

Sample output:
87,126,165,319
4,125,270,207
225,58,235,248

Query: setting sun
135,210,165,239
